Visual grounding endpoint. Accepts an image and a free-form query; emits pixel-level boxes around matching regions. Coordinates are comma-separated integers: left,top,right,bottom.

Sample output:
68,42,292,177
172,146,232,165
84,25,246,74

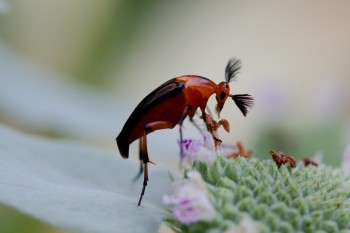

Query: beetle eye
220,91,226,100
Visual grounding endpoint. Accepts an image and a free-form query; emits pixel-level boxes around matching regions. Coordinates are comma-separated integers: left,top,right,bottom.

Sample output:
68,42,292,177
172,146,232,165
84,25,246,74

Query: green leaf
0,125,172,233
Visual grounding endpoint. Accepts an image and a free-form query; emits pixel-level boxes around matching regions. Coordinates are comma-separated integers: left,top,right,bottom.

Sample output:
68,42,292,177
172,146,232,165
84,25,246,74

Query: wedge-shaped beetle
117,58,254,206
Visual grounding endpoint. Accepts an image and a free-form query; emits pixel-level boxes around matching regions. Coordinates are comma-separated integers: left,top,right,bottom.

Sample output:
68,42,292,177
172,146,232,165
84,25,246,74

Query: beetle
116,58,253,206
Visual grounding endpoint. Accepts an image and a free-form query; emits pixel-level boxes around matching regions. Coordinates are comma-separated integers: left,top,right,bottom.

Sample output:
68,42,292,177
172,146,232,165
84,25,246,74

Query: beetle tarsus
137,178,148,207
213,136,222,143
137,161,149,206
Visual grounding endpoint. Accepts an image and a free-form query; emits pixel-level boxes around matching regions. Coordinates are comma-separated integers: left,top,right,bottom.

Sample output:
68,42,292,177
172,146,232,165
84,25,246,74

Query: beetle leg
144,121,174,133
189,117,202,134
179,105,191,160
205,105,214,118
200,106,207,124
132,139,143,182
137,131,149,207
137,121,174,207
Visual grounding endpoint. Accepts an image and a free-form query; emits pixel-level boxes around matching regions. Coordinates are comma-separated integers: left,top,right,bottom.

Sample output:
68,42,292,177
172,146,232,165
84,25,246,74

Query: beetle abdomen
116,133,130,159
117,78,184,158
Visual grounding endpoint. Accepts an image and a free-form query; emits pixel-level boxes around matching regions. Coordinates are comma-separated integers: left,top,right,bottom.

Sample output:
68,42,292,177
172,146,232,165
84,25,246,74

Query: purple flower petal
163,171,215,225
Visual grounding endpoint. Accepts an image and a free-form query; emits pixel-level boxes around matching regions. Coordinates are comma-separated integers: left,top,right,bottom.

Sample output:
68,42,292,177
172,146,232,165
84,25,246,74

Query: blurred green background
1,1,350,232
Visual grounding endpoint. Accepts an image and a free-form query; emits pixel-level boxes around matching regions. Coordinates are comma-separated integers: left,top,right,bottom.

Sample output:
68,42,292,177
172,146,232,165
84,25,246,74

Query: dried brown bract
302,157,318,167
227,141,253,159
269,150,296,168
204,114,230,149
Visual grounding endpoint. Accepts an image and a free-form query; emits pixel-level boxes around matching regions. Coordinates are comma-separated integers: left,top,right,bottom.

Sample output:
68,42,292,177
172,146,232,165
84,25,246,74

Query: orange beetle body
116,58,253,206
118,75,219,158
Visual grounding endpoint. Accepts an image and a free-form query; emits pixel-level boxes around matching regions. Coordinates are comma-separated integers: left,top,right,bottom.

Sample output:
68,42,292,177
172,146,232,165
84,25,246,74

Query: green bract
167,156,350,233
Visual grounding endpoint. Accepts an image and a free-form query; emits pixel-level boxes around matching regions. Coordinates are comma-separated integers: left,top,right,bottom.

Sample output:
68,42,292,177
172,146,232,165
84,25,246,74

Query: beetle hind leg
132,139,144,183
137,132,149,207
136,121,173,207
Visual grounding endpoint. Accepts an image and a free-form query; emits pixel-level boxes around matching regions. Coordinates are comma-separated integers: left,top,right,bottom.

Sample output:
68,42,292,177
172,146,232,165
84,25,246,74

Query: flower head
163,171,215,224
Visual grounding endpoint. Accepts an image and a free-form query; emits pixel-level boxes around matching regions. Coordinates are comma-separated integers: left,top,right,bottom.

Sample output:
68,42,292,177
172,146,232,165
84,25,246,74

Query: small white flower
179,131,217,164
163,170,215,225
342,145,350,175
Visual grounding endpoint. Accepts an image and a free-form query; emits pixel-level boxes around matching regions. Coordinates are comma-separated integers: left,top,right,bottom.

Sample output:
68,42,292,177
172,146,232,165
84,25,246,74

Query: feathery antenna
225,58,242,83
231,94,254,116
